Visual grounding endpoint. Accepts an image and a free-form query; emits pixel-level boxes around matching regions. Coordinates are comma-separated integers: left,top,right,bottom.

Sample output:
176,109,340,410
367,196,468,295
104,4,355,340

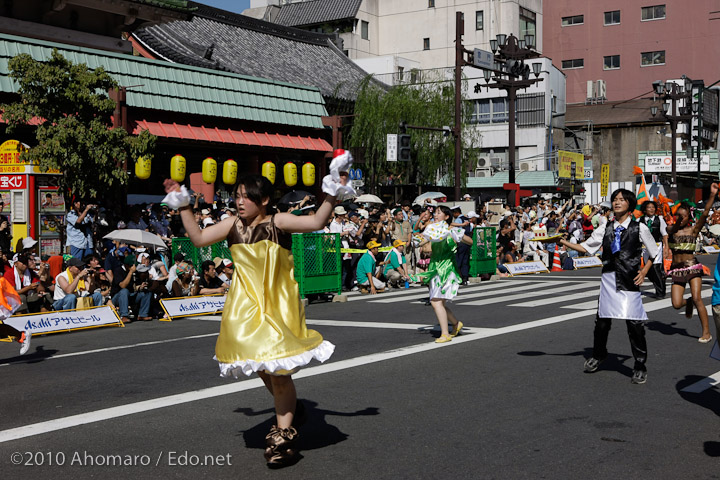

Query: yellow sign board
600,164,610,197
0,140,60,174
558,150,584,179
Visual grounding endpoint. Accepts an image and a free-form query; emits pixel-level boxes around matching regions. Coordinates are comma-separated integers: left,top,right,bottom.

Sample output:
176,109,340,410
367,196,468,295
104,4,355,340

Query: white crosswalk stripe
456,281,598,306
362,279,539,304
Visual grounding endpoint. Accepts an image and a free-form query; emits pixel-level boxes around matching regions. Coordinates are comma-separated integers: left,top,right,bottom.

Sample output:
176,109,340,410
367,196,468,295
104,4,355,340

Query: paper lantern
202,157,217,184
135,156,151,180
302,162,315,187
223,159,237,185
262,161,276,184
170,154,186,182
284,162,297,187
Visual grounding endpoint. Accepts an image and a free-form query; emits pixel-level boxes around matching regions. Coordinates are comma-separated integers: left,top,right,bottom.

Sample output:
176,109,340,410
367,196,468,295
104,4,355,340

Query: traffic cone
551,250,563,272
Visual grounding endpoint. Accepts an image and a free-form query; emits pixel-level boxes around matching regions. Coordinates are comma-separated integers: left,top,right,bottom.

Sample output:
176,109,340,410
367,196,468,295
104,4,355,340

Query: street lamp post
650,76,693,201
481,33,543,206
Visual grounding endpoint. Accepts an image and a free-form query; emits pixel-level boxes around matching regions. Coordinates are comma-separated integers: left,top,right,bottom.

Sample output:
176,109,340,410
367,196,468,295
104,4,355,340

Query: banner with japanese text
160,295,226,320
2,306,121,335
558,151,584,179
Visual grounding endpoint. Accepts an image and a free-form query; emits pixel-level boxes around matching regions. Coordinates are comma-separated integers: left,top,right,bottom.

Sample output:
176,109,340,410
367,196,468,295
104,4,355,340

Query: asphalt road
1,258,719,479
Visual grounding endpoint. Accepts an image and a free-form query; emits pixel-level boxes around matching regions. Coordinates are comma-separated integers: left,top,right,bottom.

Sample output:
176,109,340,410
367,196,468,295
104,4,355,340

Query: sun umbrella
278,190,313,205
413,192,447,205
354,194,383,204
103,229,167,251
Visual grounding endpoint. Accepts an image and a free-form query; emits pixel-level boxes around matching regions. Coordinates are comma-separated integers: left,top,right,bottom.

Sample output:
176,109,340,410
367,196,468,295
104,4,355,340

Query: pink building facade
543,1,720,103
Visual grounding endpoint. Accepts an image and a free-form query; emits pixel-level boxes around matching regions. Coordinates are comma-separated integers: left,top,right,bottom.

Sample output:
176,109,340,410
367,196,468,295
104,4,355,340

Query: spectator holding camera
53,257,102,310
171,262,200,297
67,198,96,259
198,260,229,295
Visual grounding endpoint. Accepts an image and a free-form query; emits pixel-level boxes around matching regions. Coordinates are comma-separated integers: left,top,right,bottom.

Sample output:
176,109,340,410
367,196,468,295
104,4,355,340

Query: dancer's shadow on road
235,400,379,451
676,375,720,457
0,346,58,364
645,320,692,338
517,349,634,376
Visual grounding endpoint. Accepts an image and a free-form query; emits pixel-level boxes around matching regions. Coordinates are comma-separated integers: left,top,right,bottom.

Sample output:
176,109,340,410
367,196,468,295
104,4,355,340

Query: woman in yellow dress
163,150,354,468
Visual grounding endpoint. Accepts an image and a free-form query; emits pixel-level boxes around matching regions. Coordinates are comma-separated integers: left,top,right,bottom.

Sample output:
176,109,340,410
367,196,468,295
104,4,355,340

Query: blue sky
197,0,250,14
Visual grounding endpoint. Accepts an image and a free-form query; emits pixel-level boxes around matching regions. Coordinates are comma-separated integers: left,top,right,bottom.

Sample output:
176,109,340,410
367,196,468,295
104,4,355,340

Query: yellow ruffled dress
214,216,334,377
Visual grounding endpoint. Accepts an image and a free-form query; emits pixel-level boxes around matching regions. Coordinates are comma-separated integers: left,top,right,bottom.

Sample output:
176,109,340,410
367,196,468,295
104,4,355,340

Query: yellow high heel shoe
435,334,452,343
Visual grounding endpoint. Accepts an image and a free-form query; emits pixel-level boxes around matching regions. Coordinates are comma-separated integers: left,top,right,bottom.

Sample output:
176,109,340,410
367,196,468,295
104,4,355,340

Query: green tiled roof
0,33,328,128
135,0,194,11
466,170,558,189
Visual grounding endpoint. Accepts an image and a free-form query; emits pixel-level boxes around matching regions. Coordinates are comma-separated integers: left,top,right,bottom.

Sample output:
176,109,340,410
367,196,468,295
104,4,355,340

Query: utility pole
453,12,464,202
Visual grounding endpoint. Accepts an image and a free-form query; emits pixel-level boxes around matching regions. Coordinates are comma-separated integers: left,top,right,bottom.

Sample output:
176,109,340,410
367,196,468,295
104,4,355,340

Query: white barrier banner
573,256,603,269
703,245,720,254
505,261,549,276
160,295,226,319
2,306,121,335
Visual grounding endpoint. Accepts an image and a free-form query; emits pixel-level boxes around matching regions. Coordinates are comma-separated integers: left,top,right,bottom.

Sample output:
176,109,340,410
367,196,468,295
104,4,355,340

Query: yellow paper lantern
302,162,315,187
284,162,297,187
170,154,186,182
202,157,217,184
262,161,276,184
223,159,238,185
135,156,151,180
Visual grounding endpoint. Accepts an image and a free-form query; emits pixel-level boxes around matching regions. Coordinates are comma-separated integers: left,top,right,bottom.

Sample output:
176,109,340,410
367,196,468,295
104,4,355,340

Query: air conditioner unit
586,80,595,100
477,157,491,168
519,161,533,172
475,169,493,178
596,79,607,99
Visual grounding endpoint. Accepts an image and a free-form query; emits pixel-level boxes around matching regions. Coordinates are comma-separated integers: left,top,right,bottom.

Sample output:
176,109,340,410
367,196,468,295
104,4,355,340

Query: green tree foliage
347,73,480,191
1,49,155,199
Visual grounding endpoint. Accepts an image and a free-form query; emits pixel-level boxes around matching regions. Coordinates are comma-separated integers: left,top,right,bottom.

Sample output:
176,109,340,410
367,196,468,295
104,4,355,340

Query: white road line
0,333,220,367
0,307,598,444
562,300,598,310
679,371,720,393
354,279,531,303
188,317,443,331
508,287,601,308
370,280,551,304
457,282,597,306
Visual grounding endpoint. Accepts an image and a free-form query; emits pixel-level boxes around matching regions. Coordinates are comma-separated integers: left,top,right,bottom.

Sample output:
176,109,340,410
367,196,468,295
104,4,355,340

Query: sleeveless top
668,233,696,253
601,220,641,291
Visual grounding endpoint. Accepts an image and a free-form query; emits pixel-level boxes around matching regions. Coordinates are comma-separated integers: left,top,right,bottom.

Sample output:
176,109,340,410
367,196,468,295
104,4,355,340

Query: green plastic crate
469,227,497,276
292,233,342,298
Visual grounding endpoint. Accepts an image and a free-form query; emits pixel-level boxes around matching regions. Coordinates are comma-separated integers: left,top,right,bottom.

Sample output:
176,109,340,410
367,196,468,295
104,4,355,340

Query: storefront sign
644,155,710,173
40,237,62,256
3,305,122,335
505,261,549,276
39,191,65,212
558,151,584,179
600,164,610,197
573,256,603,269
0,175,25,189
160,295,226,320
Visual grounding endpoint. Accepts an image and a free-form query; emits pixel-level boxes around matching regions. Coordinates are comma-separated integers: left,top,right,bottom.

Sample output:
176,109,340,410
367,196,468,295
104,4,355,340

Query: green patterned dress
412,229,464,300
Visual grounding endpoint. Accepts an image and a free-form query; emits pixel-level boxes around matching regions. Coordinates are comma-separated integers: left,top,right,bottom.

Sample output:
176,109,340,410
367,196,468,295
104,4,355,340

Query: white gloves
322,149,356,200
162,185,191,210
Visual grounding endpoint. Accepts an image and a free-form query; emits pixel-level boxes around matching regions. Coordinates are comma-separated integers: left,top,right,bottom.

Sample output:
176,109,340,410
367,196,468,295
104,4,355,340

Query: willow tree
347,72,481,193
1,49,156,200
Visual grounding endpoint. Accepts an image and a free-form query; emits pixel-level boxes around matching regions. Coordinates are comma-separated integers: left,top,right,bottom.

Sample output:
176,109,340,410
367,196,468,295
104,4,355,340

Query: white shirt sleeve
580,219,607,255
638,223,659,260
659,216,668,237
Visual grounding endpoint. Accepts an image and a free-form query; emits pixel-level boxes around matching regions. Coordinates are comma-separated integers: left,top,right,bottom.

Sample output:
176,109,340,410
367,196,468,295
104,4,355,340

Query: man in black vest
638,201,669,298
553,189,658,385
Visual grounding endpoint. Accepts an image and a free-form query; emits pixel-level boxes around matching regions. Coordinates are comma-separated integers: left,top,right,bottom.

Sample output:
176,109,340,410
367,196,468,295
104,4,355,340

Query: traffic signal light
398,134,411,162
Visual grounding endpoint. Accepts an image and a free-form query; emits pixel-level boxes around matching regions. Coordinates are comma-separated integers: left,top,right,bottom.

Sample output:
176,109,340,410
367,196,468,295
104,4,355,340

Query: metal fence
469,227,497,276
171,238,231,267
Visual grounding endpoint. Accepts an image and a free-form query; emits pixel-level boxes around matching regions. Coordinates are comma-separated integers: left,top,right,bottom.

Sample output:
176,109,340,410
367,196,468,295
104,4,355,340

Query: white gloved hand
162,185,191,210
322,149,356,200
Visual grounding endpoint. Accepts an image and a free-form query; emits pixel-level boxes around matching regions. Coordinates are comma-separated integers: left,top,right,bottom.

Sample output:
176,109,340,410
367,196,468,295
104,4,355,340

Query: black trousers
647,263,666,297
456,243,470,281
592,317,647,372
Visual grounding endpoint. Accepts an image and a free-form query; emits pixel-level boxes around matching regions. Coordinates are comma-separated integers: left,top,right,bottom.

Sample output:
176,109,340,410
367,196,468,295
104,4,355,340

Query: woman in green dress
413,205,474,343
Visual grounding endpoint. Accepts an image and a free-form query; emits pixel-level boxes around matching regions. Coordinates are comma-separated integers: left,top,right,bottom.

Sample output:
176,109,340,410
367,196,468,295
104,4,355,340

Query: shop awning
134,120,332,152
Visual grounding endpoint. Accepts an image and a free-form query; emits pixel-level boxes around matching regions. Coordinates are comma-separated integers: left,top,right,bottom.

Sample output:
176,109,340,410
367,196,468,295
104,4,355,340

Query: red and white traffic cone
551,250,563,272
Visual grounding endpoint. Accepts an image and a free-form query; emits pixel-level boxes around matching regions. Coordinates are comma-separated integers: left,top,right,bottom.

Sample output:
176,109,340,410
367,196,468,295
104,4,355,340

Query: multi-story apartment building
246,1,567,195
543,1,720,104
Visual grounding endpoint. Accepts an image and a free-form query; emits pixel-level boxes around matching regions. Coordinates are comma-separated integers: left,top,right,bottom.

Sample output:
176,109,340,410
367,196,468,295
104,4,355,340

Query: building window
561,15,584,26
470,98,510,124
561,58,584,69
361,20,369,40
603,55,620,70
396,66,404,83
641,50,665,66
428,0,435,7
476,11,484,30
520,7,536,38
423,38,430,50
604,10,621,25
641,5,665,20
517,93,545,127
